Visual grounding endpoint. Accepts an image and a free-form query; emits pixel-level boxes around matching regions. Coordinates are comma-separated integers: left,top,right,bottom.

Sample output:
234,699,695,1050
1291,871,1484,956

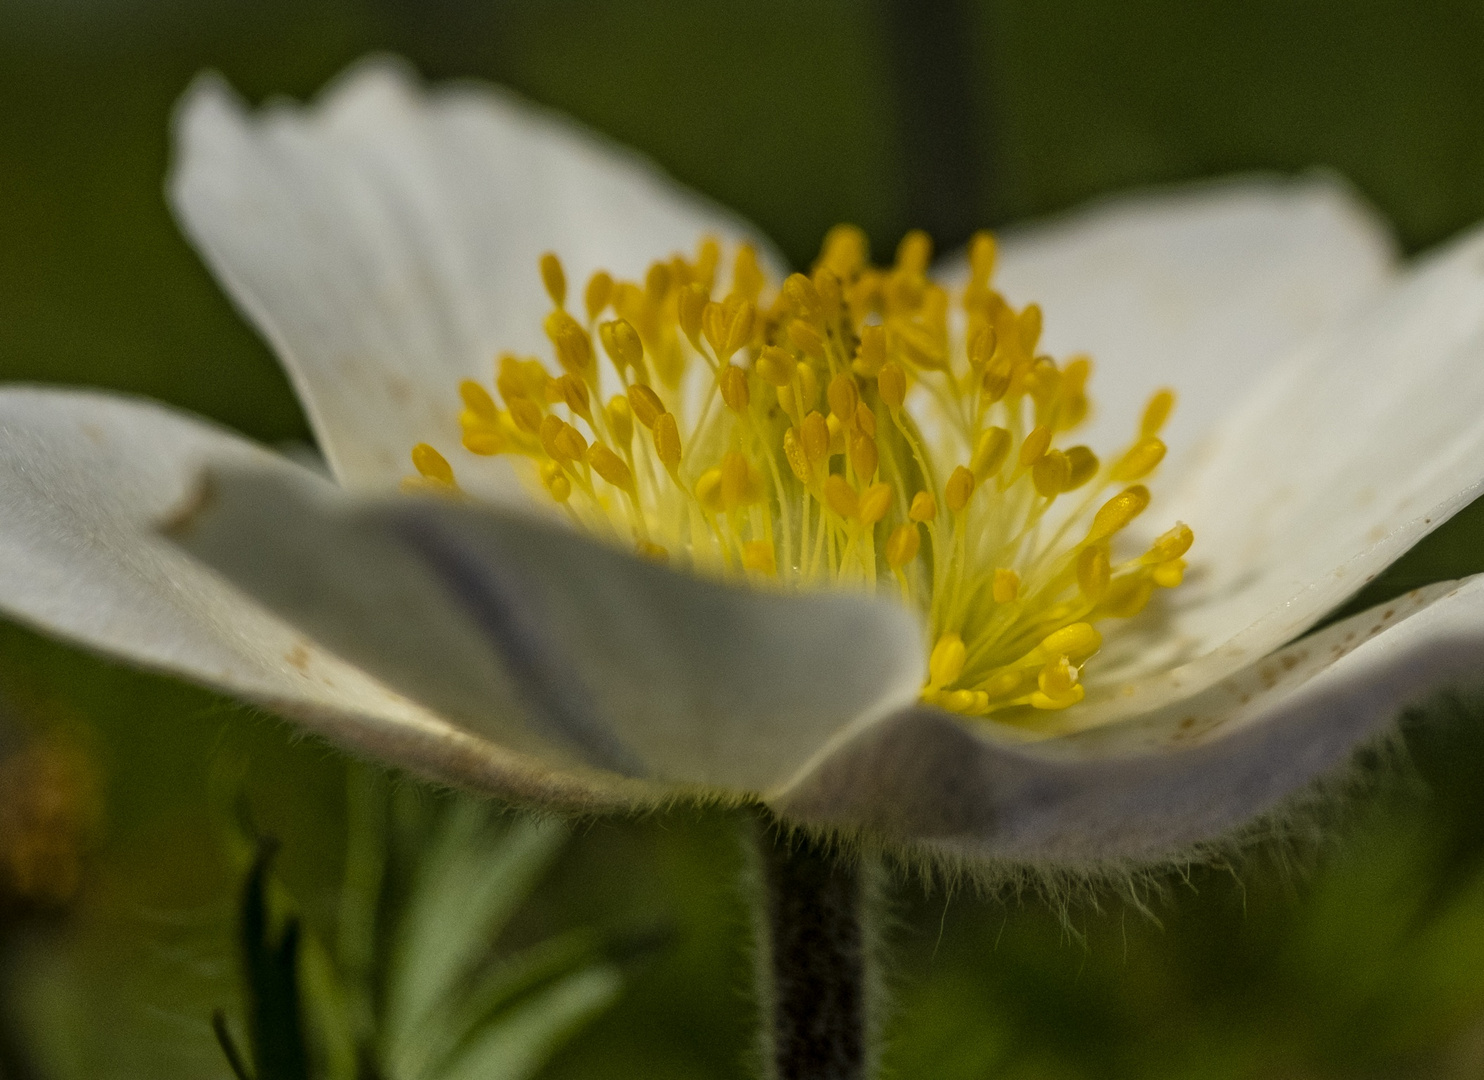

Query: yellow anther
411,443,455,486
636,540,669,563
653,412,682,475
1077,545,1111,599
757,346,795,387
732,243,764,301
789,320,827,361
497,354,548,404
721,365,750,412
824,474,859,520
817,223,868,279
742,541,777,576
540,461,571,503
877,361,906,412
827,374,860,422
545,310,593,375
794,363,821,413
1087,485,1151,542
695,237,721,285
1097,575,1155,619
1141,389,1176,436
720,451,762,509
645,261,672,304
1018,303,1043,354
1112,435,1167,482
584,270,613,322
605,395,634,446
540,416,587,462
981,669,1024,698
556,421,588,461
627,384,665,429
970,426,1012,481
801,411,831,465
927,632,966,690
509,397,543,435
461,423,504,456
968,326,997,370
858,481,892,525
783,427,811,482
908,490,937,522
992,568,1020,604
782,273,823,323
886,522,920,567
1065,445,1099,490
695,468,724,512
588,444,633,490
1032,449,1071,498
1145,522,1195,563
677,282,709,350
599,318,644,373
939,689,985,714
1152,560,1186,588
944,466,976,513
459,380,498,420
981,359,1012,404
723,300,757,361
968,230,996,283
540,252,567,308
853,324,887,377
812,268,843,320
556,373,591,420
1032,656,1084,710
1040,622,1102,663
1028,358,1061,408
855,403,876,438
850,432,879,480
895,229,932,275
890,321,947,370
826,413,846,456
1019,424,1052,467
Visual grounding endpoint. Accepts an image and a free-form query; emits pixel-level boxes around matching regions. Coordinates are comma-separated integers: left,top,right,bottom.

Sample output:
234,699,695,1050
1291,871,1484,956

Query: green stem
753,813,876,1080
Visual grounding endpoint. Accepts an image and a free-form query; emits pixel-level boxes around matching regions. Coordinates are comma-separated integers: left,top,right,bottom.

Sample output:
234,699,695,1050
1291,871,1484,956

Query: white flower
2,58,1483,869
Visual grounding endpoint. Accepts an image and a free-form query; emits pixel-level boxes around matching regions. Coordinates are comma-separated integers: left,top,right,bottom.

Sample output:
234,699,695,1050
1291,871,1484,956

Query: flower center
407,227,1192,724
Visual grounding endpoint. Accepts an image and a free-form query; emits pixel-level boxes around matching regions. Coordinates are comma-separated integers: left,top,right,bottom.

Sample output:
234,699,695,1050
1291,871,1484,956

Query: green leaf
435,965,624,1080
381,803,568,1079
240,840,311,1080
419,928,602,1076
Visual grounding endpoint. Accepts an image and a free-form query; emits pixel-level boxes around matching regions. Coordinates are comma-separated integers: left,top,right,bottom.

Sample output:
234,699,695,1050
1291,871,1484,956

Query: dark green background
4,1,1484,1076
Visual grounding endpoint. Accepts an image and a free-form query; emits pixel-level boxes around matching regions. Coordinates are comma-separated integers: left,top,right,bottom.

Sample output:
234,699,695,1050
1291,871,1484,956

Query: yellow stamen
540,252,567,308
419,232,1195,728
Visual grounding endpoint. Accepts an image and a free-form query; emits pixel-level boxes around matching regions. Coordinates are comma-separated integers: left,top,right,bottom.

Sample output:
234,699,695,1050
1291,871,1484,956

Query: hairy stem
753,814,876,1080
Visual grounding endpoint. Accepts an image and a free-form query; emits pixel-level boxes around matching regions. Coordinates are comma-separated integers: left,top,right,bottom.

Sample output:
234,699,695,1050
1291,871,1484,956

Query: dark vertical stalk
755,816,873,1080
882,0,988,248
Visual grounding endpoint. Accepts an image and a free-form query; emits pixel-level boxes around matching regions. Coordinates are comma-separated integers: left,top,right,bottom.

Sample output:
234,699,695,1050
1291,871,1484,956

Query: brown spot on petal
284,644,310,673
158,473,216,536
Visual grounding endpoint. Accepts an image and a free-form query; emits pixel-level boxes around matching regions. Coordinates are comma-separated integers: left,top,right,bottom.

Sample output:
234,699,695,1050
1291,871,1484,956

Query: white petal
773,576,1484,864
945,174,1396,457
0,387,631,810
169,58,780,496
165,464,925,793
1078,219,1484,726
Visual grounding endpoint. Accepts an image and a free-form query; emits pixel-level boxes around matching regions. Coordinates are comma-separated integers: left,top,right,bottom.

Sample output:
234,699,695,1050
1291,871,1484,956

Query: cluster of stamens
407,226,1192,724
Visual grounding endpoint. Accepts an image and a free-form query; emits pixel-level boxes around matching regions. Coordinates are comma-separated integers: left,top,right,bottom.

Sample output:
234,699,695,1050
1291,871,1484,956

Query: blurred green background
5,0,1484,1077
